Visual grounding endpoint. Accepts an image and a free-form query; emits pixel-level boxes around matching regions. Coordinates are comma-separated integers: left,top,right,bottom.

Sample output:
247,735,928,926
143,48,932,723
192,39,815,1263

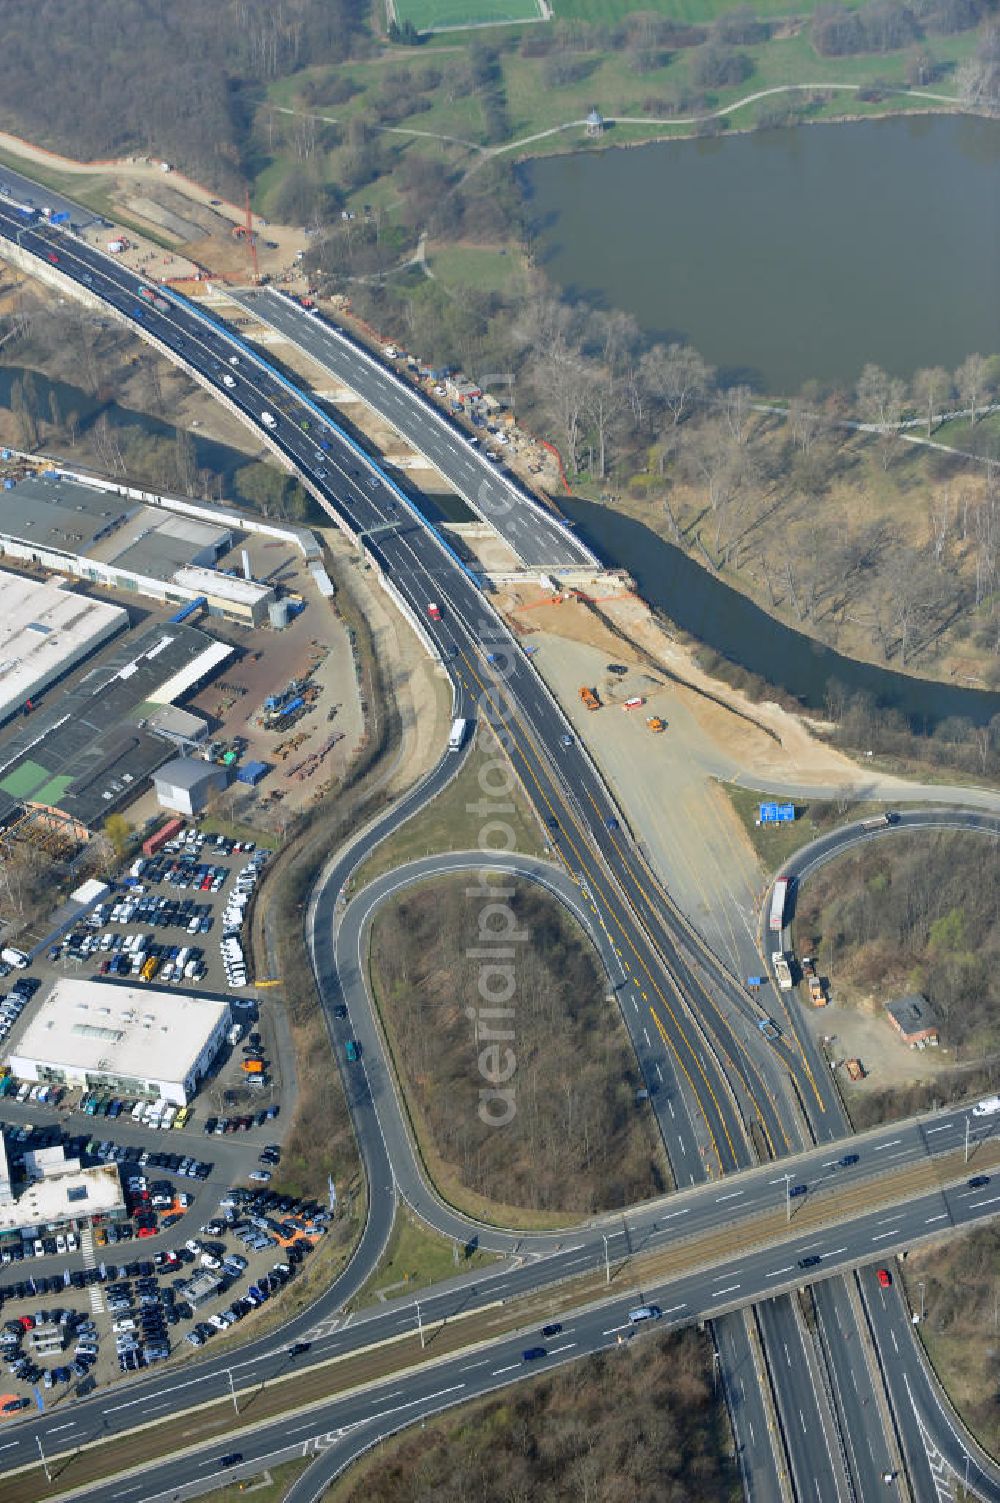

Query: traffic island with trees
793,829,1000,1126
331,1326,740,1503
368,873,670,1222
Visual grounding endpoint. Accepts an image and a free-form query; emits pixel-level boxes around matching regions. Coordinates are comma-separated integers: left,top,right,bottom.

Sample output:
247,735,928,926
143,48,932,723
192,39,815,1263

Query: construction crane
230,186,260,283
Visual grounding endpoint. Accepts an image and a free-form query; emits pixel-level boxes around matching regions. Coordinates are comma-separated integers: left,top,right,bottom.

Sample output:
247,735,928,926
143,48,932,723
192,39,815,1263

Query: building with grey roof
885,993,939,1045
152,757,229,816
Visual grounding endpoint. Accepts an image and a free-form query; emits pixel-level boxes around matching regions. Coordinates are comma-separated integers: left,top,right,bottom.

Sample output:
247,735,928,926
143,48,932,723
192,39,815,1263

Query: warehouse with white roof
8,978,231,1105
0,572,126,726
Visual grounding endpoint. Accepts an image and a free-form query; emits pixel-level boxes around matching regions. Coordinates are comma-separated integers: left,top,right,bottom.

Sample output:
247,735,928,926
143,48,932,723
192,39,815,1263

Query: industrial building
172,566,275,627
0,470,233,596
0,1138,124,1246
152,756,230,816
0,572,127,726
7,977,231,1106
0,621,232,832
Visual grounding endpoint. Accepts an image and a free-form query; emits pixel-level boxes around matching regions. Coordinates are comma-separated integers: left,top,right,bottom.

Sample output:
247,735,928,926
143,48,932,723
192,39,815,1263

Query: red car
47,252,59,264
426,602,442,621
137,1225,156,1238
17,1315,35,1331
876,1268,892,1288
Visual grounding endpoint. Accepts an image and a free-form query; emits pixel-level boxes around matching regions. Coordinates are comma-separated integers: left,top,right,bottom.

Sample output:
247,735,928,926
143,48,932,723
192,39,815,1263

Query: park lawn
427,241,527,295
932,409,1000,450
395,0,542,28
351,1208,499,1309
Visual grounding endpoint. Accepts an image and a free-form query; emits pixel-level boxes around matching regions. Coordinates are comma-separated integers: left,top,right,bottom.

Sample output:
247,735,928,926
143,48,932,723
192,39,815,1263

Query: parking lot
0,1110,329,1404
45,830,272,1000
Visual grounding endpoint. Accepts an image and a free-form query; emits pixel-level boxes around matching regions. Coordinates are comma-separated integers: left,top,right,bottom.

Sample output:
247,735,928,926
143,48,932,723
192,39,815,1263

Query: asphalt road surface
229,287,598,573
1,200,997,1500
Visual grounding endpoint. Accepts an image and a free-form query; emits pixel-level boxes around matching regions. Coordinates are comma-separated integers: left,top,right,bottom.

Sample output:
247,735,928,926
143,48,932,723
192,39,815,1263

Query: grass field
393,0,542,32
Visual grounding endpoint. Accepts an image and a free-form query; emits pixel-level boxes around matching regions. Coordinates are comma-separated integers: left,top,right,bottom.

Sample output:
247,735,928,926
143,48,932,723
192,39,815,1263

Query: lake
522,115,1000,394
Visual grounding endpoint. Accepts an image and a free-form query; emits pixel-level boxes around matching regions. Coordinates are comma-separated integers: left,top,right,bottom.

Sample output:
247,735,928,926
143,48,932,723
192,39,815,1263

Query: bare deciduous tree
912,366,951,437
640,342,714,427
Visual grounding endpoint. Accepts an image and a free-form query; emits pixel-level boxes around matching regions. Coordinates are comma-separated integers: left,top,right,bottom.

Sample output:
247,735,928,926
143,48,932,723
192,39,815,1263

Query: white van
1,947,29,969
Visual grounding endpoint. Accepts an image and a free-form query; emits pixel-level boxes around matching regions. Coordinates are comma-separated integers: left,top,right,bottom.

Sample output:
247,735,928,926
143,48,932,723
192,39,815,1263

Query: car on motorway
540,1323,562,1338
560,734,574,748
217,1453,243,1469
426,602,442,621
345,1040,361,1062
838,1154,859,1167
798,1255,821,1269
522,1346,546,1362
627,1305,661,1324
876,1268,892,1288
788,1184,807,1199
968,1175,990,1189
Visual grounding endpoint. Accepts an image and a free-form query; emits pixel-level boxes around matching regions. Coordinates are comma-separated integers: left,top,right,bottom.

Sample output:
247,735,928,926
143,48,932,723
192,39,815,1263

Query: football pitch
392,0,544,31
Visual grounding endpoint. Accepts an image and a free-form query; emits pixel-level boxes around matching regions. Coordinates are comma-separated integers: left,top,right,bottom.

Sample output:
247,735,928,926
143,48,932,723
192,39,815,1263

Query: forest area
336,1327,740,1503
794,830,1000,1055
368,875,668,1215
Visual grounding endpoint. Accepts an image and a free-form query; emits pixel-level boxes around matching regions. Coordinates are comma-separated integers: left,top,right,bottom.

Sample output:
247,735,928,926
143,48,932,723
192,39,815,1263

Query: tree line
0,0,369,193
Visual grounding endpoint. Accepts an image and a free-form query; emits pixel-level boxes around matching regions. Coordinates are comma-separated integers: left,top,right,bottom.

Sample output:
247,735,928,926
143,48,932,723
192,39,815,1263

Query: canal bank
562,496,1000,733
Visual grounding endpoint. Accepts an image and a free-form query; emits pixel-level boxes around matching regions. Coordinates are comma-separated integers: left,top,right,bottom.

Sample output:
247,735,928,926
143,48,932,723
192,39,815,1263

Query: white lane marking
877,1214,904,1224
891,1330,899,1353
660,1208,690,1220
711,1284,741,1298
492,1363,519,1375
0,1441,22,1452
716,1191,743,1202
873,1139,902,1152
767,1266,795,1278
547,1343,576,1355
969,1194,1000,1209
925,1213,948,1224
48,1422,77,1432
926,1123,954,1134
871,1231,900,1241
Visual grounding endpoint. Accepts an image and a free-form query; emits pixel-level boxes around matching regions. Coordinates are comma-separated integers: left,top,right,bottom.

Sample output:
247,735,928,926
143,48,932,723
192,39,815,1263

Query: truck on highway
973,1096,1000,1117
771,951,793,990
579,686,601,711
260,411,277,429
862,812,897,830
447,718,468,753
139,288,170,314
769,877,788,933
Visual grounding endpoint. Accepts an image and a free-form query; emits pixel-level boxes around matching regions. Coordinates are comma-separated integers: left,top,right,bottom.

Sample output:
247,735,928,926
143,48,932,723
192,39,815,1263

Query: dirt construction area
493,582,902,979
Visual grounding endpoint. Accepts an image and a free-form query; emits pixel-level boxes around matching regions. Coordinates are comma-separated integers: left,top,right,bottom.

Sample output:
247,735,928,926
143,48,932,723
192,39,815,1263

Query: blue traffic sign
759,803,796,824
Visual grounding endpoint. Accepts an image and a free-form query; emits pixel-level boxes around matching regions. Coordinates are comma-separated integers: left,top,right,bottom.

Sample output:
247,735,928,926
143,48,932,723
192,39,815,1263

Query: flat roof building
172,566,275,627
0,572,127,726
152,756,229,817
885,993,940,1046
0,1139,124,1244
8,977,231,1106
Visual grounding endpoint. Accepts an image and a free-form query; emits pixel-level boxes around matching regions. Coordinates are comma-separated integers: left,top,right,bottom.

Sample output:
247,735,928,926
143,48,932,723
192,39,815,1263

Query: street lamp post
36,1435,51,1483
783,1174,793,1223
227,1367,239,1415
919,1281,926,1325
602,1235,610,1285
416,1301,424,1349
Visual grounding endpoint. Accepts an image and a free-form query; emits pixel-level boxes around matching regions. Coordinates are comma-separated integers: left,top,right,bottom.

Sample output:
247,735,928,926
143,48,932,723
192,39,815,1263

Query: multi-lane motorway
1,192,999,1502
